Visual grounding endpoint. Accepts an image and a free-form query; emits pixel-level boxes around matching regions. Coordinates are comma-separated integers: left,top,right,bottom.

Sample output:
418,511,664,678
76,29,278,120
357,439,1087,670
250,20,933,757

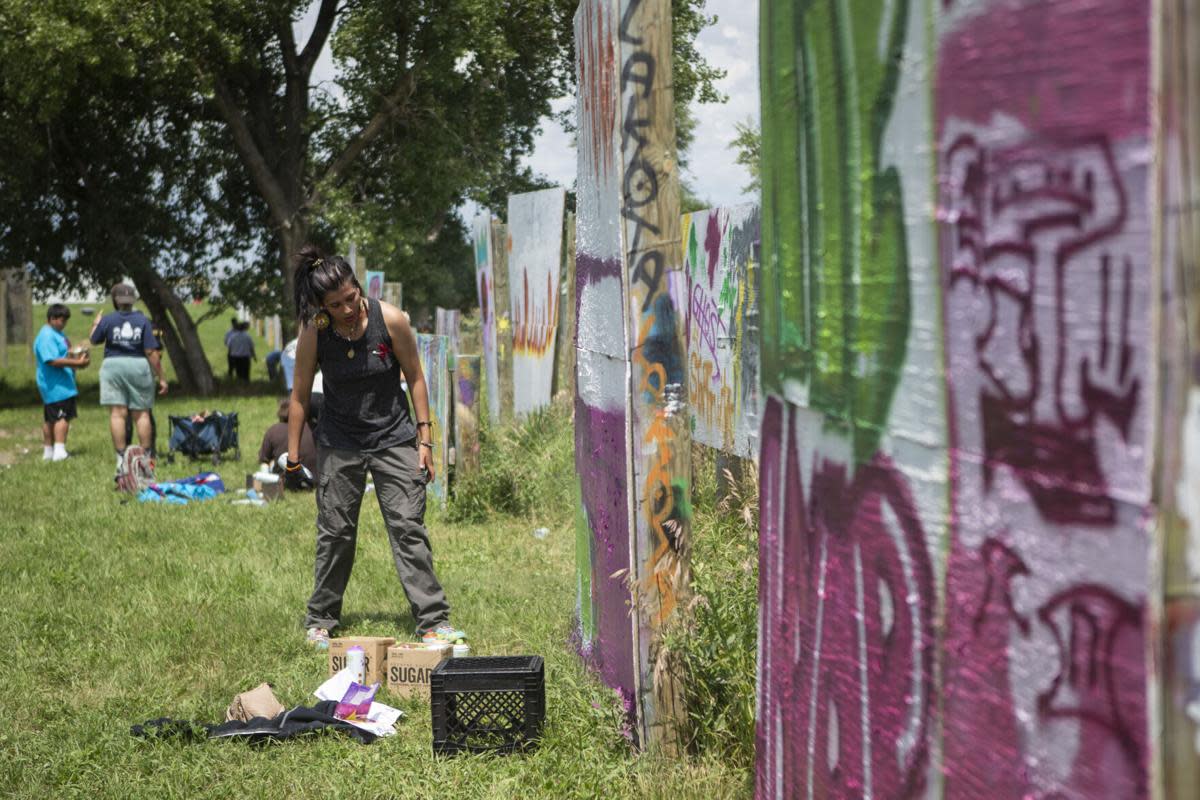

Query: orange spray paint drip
513,269,560,357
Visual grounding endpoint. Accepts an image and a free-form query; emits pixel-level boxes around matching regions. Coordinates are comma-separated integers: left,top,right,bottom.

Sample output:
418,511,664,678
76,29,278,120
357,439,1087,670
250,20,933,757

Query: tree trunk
279,218,307,329
132,270,216,396
136,277,197,395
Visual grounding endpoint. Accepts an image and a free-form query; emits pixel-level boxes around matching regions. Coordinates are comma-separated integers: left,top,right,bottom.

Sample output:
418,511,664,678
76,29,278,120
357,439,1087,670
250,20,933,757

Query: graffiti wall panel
757,0,944,796
415,333,450,505
508,187,566,417
454,354,481,476
573,0,637,718
679,204,761,458
473,215,501,423
937,2,1153,797
758,398,937,800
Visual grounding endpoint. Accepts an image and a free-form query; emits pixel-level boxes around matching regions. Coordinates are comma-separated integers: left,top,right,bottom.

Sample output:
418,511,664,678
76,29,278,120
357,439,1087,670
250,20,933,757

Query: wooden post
573,0,689,754
491,220,514,423
554,212,577,400
1161,0,1200,793
618,0,689,753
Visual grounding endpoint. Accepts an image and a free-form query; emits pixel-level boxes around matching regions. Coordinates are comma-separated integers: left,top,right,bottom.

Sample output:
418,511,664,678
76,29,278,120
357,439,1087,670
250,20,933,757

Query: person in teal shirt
34,304,90,461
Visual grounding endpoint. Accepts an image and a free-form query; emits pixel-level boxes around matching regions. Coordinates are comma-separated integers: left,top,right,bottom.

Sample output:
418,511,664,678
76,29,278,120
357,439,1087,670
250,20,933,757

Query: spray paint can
346,645,366,684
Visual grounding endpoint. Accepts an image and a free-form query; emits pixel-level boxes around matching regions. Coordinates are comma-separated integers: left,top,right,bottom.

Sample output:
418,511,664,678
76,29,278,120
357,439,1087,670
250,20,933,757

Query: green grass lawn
0,382,749,797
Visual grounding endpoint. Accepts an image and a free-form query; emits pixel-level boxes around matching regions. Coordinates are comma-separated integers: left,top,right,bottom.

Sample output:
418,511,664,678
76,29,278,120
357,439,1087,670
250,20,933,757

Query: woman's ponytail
293,244,361,324
294,245,325,323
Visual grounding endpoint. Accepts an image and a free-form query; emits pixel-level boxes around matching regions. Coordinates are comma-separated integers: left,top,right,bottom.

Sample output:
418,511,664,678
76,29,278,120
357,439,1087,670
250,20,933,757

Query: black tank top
315,298,415,452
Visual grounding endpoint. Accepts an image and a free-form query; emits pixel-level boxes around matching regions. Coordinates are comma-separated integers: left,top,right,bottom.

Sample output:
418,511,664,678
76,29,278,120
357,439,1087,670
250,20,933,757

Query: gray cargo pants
303,441,450,635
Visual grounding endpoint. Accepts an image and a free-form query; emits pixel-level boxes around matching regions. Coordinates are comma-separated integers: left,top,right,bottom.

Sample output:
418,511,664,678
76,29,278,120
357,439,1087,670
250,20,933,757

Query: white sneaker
52,450,69,461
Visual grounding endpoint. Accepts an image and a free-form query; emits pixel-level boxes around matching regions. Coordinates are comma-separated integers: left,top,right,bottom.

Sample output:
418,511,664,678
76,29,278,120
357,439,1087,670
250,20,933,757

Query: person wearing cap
34,303,89,461
90,283,168,479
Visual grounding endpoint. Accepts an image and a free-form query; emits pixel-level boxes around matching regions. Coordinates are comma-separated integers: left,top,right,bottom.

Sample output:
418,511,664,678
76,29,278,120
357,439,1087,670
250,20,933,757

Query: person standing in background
224,316,239,377
90,283,167,480
34,303,89,462
227,320,256,382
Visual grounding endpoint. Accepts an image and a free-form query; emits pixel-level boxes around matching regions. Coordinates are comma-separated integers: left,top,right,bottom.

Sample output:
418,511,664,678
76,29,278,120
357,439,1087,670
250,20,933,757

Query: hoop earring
313,311,330,330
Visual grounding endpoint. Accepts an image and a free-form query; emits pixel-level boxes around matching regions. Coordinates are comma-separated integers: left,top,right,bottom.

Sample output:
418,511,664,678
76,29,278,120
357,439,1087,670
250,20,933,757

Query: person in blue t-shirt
89,283,168,478
34,303,90,462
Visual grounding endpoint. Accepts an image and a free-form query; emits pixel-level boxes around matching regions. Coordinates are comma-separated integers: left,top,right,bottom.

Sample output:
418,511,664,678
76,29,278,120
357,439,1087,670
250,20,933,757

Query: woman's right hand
284,458,314,490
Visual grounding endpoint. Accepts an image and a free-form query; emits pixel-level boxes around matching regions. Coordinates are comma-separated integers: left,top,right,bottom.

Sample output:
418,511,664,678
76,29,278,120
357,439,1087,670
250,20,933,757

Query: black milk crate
431,656,545,756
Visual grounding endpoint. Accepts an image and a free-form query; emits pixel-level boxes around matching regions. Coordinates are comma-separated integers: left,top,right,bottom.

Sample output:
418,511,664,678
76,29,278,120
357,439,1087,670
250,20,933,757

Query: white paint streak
881,499,922,768
806,532,831,800
854,544,873,800
1175,387,1200,583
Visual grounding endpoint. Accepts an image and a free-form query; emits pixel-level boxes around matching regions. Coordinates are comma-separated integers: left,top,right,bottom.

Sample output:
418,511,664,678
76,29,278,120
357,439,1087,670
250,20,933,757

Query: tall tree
0,2,232,393
1,0,723,333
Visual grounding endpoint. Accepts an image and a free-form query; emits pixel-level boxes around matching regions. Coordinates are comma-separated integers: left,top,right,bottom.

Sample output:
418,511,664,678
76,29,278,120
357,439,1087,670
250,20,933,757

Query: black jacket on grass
130,700,377,745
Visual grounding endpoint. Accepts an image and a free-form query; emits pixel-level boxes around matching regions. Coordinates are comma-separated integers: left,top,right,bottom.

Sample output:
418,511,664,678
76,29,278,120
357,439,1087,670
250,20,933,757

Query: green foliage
665,445,759,767
447,394,575,525
728,119,760,194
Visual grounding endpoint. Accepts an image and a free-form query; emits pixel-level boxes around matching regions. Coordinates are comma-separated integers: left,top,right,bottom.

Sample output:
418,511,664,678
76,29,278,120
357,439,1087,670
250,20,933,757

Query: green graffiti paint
574,476,595,643
760,0,911,464
686,215,701,280
671,478,693,522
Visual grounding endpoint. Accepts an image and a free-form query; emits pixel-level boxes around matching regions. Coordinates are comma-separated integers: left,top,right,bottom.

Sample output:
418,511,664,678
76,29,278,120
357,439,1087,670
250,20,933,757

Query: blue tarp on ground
138,472,226,505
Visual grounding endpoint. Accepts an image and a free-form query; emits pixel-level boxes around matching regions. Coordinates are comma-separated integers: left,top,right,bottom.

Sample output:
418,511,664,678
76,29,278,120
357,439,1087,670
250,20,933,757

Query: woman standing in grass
286,245,464,649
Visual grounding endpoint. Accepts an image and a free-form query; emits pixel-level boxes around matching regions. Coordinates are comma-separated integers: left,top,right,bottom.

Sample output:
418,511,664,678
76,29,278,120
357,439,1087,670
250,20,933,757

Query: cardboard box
386,642,451,699
329,636,395,686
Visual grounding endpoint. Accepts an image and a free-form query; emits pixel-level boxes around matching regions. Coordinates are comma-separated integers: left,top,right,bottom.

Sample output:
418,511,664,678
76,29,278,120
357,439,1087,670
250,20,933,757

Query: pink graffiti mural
943,134,1139,524
938,1,1151,796
758,397,935,799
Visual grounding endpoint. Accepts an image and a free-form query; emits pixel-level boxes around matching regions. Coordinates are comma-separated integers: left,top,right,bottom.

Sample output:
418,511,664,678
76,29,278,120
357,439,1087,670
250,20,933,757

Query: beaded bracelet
419,441,434,449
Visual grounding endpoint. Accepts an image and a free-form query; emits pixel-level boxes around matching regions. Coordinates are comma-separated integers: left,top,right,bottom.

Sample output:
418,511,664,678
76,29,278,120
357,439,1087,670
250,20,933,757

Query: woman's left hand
419,443,435,485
